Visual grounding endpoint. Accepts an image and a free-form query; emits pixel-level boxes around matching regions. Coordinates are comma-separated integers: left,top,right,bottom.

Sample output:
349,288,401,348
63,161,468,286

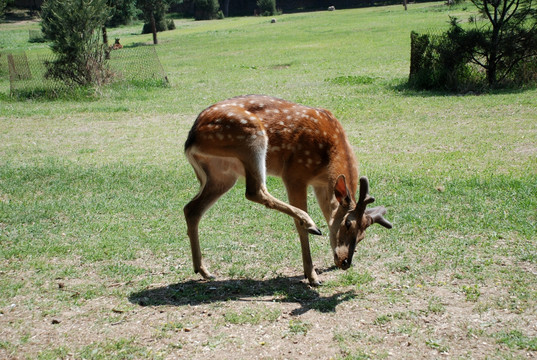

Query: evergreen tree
1,0,13,18
41,0,112,86
107,0,140,27
469,0,537,86
137,0,169,44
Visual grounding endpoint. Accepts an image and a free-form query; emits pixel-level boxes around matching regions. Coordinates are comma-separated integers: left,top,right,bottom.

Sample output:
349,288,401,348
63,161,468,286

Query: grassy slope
1,3,536,359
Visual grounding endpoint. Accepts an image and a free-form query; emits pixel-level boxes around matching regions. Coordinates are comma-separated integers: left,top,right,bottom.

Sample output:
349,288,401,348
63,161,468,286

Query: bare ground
1,259,536,360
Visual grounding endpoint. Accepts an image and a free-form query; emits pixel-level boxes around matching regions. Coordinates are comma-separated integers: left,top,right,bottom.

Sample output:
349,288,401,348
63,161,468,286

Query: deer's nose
341,258,350,269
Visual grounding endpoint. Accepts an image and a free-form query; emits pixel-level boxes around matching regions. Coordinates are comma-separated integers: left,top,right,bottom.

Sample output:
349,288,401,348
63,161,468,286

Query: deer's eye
345,218,352,229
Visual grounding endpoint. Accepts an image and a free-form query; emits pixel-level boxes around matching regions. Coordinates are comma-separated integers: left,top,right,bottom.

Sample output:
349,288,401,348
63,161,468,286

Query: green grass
1,2,537,359
223,306,281,325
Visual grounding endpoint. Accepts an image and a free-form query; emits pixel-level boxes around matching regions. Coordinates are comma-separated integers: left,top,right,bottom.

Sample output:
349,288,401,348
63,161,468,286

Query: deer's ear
334,175,352,208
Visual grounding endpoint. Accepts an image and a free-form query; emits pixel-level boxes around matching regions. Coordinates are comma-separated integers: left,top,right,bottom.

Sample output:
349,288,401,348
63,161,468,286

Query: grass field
1,2,537,359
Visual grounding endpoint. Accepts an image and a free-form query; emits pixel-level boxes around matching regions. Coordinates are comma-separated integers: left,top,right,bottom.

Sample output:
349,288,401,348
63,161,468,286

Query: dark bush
257,0,277,16
107,0,140,27
192,0,220,20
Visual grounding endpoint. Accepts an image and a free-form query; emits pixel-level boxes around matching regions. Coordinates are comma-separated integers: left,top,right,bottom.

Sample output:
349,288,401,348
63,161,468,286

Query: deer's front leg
241,145,321,235
285,181,321,286
294,220,321,286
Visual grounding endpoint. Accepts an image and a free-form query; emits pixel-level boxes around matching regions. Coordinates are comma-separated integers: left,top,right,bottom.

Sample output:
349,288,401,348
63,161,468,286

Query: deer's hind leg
183,150,240,279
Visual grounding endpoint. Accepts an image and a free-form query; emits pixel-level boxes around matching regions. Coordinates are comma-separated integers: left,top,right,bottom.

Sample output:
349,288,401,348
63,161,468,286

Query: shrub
1,0,14,19
409,0,537,91
167,19,176,30
107,0,140,27
192,0,220,20
141,18,175,33
40,0,113,86
409,25,482,91
257,0,277,16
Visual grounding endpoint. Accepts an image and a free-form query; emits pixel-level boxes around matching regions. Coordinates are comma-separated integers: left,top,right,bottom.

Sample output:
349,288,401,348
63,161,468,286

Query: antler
355,176,375,219
355,176,392,229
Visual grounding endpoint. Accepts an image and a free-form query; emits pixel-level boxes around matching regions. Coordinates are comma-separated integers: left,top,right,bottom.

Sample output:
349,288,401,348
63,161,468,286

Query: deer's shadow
129,269,355,315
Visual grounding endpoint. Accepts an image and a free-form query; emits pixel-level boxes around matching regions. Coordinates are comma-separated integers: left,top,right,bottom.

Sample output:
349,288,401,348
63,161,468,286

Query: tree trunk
403,0,408,10
224,0,230,17
488,24,501,87
150,11,158,45
102,26,110,59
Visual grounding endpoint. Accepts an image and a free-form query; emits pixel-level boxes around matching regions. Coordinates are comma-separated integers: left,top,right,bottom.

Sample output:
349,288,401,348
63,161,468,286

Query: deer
111,38,123,50
184,95,392,286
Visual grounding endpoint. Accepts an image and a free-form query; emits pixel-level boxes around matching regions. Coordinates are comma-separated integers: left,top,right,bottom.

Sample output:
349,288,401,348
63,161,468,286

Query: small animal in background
183,95,392,286
328,6,336,11
112,38,123,50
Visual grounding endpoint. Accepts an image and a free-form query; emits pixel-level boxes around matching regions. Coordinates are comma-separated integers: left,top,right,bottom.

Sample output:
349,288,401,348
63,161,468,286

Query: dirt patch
1,265,536,359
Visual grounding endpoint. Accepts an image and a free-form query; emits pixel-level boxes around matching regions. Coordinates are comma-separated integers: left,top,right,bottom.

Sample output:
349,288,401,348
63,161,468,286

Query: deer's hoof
196,266,215,280
307,227,322,236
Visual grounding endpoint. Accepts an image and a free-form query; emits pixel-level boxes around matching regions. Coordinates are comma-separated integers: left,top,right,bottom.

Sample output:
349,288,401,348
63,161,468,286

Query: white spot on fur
240,119,248,124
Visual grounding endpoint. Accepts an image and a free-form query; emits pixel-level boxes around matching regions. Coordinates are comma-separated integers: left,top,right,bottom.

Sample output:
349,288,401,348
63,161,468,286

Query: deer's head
331,176,392,269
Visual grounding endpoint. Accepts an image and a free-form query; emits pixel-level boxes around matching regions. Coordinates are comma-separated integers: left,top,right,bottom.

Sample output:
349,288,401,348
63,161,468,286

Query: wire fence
3,44,168,97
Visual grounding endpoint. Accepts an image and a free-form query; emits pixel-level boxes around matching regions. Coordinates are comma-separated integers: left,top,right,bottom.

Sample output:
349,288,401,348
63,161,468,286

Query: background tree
102,0,139,57
41,0,112,86
469,0,537,86
137,0,170,44
107,0,140,27
192,0,220,20
1,0,13,18
256,0,276,16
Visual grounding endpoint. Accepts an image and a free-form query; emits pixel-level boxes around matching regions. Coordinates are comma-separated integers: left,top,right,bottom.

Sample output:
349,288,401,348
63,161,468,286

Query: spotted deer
184,95,392,285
